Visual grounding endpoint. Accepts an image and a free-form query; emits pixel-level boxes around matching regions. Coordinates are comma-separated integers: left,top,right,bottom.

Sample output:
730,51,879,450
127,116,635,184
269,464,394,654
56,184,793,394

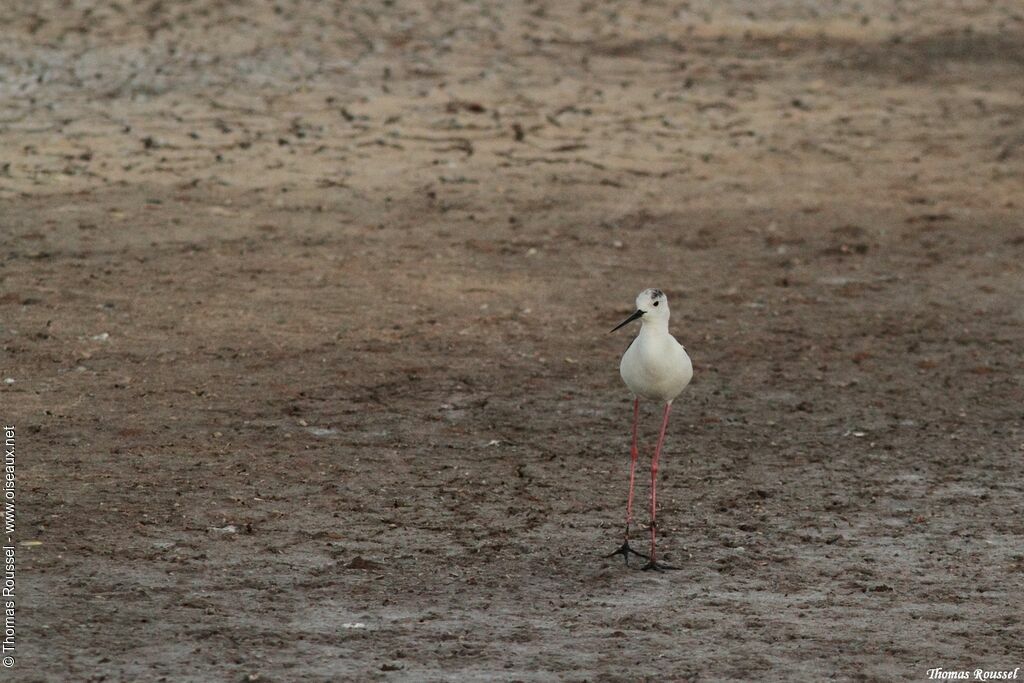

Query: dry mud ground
2,1,1024,681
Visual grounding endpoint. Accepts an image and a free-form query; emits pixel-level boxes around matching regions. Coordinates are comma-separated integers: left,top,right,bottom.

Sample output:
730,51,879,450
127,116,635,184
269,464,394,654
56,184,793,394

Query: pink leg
607,398,648,563
624,397,640,536
647,402,673,568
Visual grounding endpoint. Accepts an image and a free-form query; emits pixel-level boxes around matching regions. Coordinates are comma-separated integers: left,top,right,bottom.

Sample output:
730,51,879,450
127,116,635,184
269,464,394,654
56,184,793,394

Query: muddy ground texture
2,1,1023,681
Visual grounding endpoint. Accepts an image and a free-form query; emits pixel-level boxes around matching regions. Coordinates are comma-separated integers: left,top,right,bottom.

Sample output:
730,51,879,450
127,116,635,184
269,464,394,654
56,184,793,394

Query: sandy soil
3,1,1024,680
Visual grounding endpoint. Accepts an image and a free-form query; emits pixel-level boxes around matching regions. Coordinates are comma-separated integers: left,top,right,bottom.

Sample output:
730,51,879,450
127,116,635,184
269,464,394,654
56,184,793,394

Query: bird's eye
653,301,660,306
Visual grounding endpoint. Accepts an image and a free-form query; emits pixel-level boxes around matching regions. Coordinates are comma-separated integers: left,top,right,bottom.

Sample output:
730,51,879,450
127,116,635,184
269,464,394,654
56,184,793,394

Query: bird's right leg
606,398,648,565
625,396,641,537
642,402,678,571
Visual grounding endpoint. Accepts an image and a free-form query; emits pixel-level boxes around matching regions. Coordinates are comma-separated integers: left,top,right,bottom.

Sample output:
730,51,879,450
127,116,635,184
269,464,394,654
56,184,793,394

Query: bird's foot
640,559,679,572
605,540,649,566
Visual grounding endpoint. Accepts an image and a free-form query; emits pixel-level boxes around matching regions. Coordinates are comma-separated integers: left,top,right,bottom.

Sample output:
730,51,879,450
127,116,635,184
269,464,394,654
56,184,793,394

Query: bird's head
611,288,669,332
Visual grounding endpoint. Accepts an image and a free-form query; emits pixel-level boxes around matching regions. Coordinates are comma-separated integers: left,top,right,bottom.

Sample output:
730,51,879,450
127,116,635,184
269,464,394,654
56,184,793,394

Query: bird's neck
640,318,670,336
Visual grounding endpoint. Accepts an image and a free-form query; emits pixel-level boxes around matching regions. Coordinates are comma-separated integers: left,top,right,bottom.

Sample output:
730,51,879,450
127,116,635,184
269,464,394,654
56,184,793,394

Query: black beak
610,309,644,333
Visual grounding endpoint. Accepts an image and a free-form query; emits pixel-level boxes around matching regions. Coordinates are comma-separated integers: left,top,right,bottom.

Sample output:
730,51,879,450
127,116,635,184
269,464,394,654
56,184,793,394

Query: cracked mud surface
3,1,1023,680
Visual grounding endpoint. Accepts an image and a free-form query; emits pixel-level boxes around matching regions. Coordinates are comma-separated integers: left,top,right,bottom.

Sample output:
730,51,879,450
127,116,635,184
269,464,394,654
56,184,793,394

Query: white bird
608,288,693,571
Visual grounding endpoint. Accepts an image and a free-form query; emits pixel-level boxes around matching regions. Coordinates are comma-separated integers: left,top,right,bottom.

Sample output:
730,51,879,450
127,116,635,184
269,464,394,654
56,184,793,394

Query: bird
607,288,693,571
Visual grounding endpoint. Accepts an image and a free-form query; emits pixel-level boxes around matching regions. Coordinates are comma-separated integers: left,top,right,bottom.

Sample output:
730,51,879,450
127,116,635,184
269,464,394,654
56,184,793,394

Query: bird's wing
623,334,638,356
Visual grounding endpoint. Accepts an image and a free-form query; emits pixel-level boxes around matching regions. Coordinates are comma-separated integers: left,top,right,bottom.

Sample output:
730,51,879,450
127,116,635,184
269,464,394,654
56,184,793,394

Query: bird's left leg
642,402,678,572
606,397,648,565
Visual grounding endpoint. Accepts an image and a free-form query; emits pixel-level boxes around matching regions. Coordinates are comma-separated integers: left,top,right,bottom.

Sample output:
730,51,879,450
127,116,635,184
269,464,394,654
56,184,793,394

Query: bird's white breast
620,330,693,403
